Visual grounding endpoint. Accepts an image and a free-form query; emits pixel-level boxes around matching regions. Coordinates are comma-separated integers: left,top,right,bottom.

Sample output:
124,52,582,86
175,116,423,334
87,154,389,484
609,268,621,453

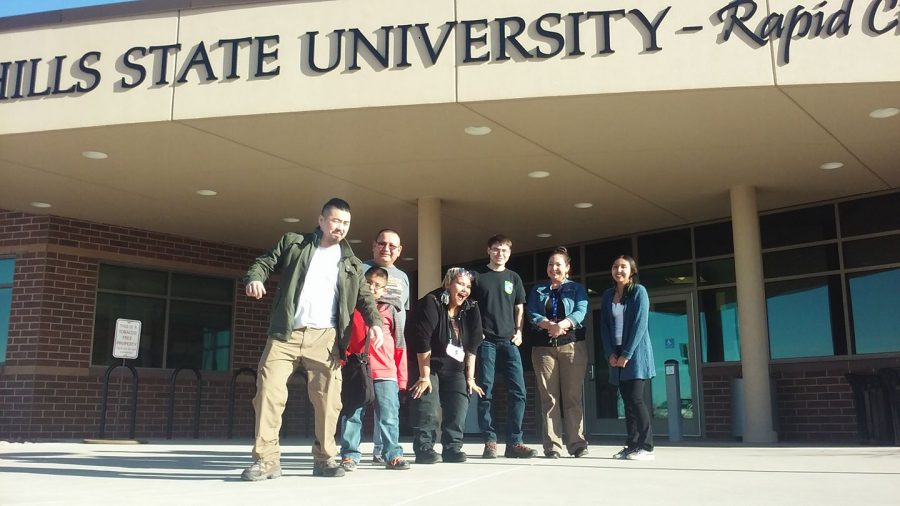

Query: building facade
1,0,898,442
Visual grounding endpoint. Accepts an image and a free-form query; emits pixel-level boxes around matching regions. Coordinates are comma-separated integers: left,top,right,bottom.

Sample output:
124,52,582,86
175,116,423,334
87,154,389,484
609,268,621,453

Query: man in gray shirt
364,229,410,464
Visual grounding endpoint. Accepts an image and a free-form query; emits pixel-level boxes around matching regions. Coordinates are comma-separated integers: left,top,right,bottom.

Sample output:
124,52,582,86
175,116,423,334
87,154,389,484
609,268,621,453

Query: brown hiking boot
482,441,498,459
241,459,282,481
313,459,346,477
504,443,537,458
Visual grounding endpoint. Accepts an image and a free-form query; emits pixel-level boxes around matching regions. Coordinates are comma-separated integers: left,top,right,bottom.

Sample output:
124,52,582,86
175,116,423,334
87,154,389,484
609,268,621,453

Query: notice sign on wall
112,318,142,359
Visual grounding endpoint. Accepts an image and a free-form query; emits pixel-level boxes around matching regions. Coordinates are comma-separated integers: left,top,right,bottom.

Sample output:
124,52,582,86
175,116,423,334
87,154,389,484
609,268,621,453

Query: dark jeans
410,370,469,455
476,338,527,444
620,379,654,451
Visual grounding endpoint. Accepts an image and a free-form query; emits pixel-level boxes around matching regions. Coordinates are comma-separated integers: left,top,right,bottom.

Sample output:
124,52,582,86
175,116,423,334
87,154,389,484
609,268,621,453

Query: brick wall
701,360,900,442
772,365,858,442
0,210,278,440
700,366,739,439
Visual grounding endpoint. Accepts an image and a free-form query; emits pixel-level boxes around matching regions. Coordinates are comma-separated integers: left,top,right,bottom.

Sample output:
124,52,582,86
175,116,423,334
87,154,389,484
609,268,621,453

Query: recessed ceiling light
401,257,415,261
528,171,550,179
869,107,899,119
81,151,108,160
349,239,362,244
536,233,552,238
282,217,300,223
195,189,218,196
574,202,593,209
820,162,844,170
464,126,492,136
30,202,52,208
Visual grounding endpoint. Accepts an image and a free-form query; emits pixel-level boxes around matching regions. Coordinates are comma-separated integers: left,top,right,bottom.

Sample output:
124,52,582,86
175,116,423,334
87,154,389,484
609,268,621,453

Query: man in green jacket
241,197,383,481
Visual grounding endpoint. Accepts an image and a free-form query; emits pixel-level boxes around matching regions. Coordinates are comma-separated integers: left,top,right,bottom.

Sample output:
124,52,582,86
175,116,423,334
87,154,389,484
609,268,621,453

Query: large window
92,265,234,371
847,268,900,355
756,193,899,361
760,204,836,248
0,258,14,363
698,287,740,363
839,193,900,237
766,276,846,359
637,229,692,265
455,192,900,365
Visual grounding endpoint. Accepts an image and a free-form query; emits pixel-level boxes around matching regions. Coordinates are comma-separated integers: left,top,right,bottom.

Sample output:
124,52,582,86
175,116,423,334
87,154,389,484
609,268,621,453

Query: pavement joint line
390,463,523,506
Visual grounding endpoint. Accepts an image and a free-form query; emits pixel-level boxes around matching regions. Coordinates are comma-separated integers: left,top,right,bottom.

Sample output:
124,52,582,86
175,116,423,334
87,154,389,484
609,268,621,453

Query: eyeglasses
376,241,401,251
367,282,386,290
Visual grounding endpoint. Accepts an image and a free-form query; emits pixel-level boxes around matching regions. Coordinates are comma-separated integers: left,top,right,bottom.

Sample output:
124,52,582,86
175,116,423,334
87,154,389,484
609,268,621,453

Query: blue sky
0,0,136,17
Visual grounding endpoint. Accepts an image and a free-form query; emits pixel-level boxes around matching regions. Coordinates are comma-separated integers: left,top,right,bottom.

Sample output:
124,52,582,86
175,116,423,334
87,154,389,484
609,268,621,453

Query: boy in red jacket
339,267,410,470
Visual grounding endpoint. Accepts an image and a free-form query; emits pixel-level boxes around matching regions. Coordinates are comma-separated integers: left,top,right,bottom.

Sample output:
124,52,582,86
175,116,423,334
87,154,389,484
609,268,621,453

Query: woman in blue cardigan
600,255,656,461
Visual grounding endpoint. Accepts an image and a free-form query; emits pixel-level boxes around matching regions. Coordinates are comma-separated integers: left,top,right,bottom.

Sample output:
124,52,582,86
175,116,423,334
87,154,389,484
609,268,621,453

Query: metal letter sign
113,318,142,359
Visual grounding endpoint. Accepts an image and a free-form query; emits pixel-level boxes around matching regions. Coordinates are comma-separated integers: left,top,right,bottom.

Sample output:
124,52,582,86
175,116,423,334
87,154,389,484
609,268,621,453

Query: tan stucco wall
1,0,897,134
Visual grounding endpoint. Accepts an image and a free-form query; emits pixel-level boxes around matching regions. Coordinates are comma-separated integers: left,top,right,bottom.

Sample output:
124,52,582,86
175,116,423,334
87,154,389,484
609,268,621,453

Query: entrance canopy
1,0,898,263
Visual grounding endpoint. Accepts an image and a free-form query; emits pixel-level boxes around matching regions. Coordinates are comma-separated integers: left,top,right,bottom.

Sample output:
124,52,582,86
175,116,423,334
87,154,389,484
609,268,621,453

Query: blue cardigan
527,279,589,330
599,284,656,385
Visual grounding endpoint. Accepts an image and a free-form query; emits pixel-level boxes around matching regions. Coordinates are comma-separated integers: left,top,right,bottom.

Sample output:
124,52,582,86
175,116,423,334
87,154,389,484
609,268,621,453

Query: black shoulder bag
341,333,375,412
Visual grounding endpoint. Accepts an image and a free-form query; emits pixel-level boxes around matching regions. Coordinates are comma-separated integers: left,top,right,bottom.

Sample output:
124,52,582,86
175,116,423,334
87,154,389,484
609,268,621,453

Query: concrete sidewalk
1,439,898,505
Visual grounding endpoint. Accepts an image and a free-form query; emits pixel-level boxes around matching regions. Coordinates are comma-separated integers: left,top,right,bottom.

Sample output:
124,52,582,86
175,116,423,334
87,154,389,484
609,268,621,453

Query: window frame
92,263,236,371
0,257,14,364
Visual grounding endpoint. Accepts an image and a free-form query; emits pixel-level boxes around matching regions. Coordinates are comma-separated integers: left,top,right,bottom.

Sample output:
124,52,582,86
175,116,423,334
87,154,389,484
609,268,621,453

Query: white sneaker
626,449,655,461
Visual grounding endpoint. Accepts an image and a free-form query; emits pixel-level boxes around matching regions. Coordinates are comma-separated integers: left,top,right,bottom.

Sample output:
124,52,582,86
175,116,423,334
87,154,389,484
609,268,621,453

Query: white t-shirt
612,302,625,346
293,244,342,329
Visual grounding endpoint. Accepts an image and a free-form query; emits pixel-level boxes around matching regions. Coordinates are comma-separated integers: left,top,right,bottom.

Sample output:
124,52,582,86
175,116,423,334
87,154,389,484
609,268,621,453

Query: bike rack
227,367,257,439
98,363,139,440
166,367,202,439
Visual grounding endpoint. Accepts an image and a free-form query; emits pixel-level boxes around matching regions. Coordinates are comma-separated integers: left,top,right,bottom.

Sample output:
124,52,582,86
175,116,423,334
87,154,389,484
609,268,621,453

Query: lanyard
549,288,561,321
446,313,462,347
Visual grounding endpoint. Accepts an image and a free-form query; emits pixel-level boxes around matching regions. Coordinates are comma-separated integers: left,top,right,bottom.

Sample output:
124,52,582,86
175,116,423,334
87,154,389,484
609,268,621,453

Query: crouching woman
408,267,485,464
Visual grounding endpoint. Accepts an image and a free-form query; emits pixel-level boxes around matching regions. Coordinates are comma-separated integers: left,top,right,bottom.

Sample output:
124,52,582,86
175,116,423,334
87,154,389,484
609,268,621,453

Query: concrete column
730,185,778,443
417,197,442,298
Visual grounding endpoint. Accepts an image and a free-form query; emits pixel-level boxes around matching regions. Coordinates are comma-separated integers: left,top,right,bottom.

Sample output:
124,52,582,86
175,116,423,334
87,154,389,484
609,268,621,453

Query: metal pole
665,359,682,442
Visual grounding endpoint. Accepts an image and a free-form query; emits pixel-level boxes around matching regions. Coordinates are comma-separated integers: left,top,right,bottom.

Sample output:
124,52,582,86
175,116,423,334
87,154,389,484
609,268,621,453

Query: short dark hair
322,198,351,215
366,266,389,283
487,234,512,248
375,229,401,242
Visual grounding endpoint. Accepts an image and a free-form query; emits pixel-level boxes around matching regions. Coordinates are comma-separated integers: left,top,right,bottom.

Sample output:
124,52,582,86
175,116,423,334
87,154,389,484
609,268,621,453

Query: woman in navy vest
600,255,656,461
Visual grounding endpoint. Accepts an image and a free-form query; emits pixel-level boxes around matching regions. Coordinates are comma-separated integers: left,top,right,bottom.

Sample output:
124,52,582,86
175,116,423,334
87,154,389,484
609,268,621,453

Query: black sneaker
544,450,561,459
442,449,467,463
504,444,537,459
372,455,385,465
572,447,589,458
612,447,634,459
312,460,346,477
415,449,442,464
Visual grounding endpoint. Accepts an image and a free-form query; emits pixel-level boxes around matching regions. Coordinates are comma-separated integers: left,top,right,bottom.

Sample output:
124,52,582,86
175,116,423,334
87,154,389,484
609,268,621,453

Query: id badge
446,342,465,362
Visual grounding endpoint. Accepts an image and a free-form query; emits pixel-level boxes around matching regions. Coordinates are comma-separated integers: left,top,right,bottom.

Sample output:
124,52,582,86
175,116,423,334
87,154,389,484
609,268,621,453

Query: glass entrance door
584,292,701,437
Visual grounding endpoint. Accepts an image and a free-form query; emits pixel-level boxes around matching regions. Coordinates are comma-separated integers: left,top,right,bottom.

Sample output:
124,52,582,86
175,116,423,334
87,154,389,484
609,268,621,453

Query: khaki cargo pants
252,328,343,464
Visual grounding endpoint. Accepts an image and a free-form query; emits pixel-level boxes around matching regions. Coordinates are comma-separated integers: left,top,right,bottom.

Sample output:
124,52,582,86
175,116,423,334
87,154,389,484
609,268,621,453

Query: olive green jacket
243,228,382,353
